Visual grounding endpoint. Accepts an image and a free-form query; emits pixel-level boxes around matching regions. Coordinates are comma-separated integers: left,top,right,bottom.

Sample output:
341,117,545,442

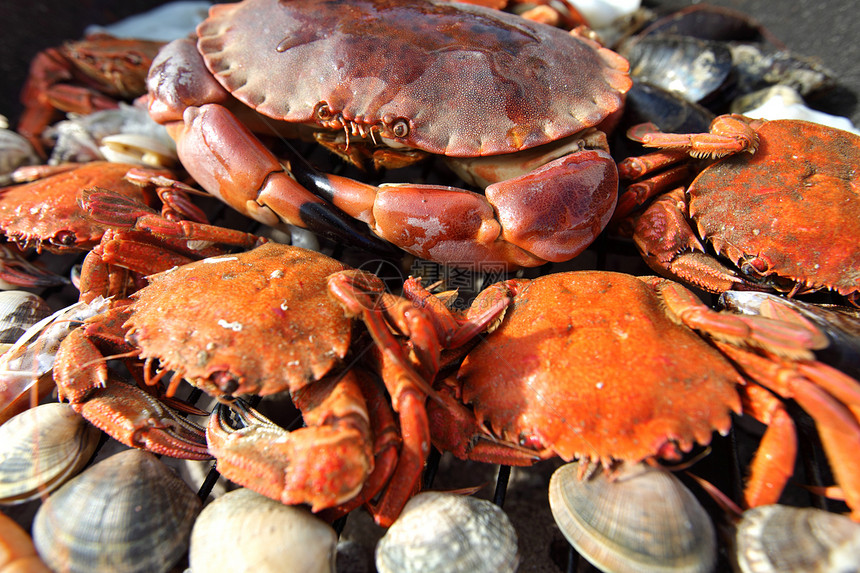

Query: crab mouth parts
313,102,410,144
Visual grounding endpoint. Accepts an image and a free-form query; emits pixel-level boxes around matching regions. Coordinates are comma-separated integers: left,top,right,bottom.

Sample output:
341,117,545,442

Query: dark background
1,0,858,128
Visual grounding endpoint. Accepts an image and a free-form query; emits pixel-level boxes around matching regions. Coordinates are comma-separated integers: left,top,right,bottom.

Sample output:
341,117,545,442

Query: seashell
731,85,860,135
45,103,177,167
728,44,837,99
549,461,716,573
0,128,39,187
0,402,101,504
99,133,178,168
84,1,213,42
0,291,52,344
189,488,337,573
622,34,733,104
32,448,202,573
0,296,112,425
635,4,770,44
568,0,641,30
622,81,715,139
734,505,860,573
375,491,519,573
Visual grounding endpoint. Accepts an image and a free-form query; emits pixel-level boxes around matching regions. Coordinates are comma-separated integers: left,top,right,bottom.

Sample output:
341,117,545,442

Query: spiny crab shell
194,0,631,157
123,242,352,397
451,271,742,463
685,120,860,298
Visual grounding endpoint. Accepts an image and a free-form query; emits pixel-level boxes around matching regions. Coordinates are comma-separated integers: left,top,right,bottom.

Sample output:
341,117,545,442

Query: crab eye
315,103,334,121
391,119,409,138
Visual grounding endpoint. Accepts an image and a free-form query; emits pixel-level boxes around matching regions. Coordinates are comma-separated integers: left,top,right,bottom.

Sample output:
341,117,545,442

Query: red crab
613,115,860,304
54,225,507,525
0,161,206,287
422,271,860,521
146,0,631,268
18,33,165,156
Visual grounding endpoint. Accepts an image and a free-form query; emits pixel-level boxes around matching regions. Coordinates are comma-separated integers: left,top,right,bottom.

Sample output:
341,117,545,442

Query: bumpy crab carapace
147,0,631,269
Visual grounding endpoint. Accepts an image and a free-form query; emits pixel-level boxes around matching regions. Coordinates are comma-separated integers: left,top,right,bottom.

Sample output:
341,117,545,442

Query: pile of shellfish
1,1,859,572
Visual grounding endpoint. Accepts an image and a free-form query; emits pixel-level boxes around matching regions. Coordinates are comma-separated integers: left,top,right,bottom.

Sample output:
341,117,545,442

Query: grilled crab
614,116,860,304
146,0,631,268
423,271,860,520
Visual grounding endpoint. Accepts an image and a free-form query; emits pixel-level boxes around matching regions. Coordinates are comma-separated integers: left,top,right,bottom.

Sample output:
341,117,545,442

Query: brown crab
421,271,860,520
18,33,165,156
146,0,631,268
613,116,860,304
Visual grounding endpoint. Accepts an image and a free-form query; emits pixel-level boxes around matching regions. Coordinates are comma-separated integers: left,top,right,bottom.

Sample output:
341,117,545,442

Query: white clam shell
375,491,520,573
32,448,202,573
189,488,337,573
733,85,860,135
0,402,100,504
735,505,860,573
549,461,716,573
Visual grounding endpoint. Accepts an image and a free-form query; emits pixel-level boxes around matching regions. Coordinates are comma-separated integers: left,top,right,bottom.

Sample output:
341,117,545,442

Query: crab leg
287,145,618,269
715,341,860,521
207,372,374,512
319,370,401,522
166,102,393,255
53,311,211,460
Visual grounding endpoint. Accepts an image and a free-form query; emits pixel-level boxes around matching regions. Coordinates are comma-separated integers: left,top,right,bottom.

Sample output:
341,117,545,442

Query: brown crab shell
454,271,742,464
123,242,354,397
687,120,860,298
196,0,631,157
0,162,170,252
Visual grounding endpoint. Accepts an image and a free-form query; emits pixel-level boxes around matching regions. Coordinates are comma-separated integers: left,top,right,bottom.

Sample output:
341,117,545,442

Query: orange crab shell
687,120,860,298
455,271,743,463
0,162,172,251
123,243,355,397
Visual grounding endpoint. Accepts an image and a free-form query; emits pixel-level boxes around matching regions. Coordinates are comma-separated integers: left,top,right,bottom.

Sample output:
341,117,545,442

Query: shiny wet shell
0,291,52,344
375,491,519,573
734,504,860,573
189,488,337,573
0,402,101,504
32,448,202,573
549,461,716,573
197,0,630,156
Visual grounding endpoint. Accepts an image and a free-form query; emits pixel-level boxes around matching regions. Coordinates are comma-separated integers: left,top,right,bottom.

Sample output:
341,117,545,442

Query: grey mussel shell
0,291,52,345
375,491,520,573
735,505,860,573
549,461,716,573
32,448,203,573
0,402,101,504
189,488,337,573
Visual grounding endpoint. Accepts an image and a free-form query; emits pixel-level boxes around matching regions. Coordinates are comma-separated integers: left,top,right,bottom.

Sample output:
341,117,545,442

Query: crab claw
73,382,211,460
207,373,374,512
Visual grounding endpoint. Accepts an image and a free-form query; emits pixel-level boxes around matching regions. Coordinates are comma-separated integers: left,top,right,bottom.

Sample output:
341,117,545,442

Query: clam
32,448,202,573
731,85,860,135
549,461,716,573
621,34,733,104
189,487,337,573
375,491,519,573
735,505,860,573
0,296,112,424
0,126,39,186
0,291,52,346
0,402,100,504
